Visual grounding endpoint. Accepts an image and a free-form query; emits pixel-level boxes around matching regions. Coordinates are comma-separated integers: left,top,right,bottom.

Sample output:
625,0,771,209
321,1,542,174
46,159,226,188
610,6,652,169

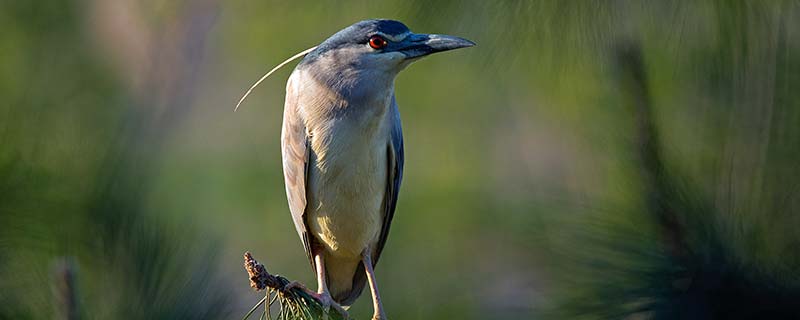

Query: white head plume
234,46,317,112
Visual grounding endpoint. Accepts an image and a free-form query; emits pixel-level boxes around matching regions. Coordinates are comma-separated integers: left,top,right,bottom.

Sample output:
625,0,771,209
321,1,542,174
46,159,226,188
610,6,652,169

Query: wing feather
281,75,315,269
373,98,404,265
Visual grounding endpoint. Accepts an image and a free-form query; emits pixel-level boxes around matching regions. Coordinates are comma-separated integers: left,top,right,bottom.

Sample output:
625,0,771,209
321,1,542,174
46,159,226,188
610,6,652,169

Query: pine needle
234,46,318,112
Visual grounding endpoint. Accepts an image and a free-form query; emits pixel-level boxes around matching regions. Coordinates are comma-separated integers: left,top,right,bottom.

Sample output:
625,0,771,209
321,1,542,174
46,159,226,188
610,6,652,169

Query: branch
242,252,348,320
52,257,80,320
615,40,692,264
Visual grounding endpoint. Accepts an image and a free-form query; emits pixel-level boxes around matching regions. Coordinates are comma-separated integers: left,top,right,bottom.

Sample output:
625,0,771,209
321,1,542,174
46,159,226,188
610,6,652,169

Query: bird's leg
312,253,335,307
362,251,387,320
284,254,348,317
312,254,350,317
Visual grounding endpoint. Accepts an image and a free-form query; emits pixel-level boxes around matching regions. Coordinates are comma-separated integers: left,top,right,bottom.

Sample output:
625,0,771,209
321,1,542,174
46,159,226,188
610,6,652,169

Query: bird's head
234,20,473,111
299,19,474,80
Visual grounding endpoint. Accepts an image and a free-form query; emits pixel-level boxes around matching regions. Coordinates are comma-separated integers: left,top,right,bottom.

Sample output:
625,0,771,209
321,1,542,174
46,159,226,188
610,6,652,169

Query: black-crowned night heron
281,19,473,319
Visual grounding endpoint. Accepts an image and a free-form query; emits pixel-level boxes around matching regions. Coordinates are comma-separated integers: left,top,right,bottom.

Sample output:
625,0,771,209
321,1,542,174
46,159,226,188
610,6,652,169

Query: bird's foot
282,282,349,319
370,308,387,320
371,314,387,320
282,281,311,293
309,292,349,319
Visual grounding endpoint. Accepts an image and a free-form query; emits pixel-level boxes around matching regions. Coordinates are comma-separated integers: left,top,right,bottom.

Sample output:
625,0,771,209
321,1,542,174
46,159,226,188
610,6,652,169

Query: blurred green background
2,1,800,319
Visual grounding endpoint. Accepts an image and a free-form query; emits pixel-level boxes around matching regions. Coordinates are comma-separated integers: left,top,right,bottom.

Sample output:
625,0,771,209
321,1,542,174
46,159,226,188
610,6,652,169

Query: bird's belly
307,136,387,259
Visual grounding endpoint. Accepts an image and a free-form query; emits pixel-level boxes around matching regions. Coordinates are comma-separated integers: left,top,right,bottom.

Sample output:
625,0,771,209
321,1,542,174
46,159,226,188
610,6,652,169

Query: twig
615,40,690,263
242,252,348,320
52,257,80,320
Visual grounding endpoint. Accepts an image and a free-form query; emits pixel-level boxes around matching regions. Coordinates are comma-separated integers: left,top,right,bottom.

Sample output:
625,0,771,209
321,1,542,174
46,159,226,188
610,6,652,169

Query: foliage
1,1,799,319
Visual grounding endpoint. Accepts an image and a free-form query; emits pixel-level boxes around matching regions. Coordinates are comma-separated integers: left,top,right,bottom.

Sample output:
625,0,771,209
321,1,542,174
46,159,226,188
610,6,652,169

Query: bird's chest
306,109,389,257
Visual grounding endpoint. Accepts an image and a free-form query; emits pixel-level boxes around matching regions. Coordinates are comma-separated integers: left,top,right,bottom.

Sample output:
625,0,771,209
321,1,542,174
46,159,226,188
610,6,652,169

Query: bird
280,19,473,319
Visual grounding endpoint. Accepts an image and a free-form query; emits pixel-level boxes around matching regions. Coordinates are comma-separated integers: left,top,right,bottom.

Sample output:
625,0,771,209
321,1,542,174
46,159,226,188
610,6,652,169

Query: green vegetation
1,1,799,319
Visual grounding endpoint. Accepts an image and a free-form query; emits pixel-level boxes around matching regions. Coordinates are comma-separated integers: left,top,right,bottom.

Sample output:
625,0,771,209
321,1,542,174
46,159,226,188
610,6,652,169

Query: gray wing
373,97,404,266
280,75,315,268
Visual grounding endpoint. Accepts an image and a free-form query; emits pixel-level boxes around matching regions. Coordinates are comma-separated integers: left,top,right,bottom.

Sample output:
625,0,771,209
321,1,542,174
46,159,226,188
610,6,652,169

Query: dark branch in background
614,39,800,319
615,41,691,266
52,258,80,320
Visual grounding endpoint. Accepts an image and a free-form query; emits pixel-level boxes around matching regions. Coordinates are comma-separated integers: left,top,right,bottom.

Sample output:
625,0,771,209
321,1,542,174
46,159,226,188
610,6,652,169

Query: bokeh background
2,1,800,319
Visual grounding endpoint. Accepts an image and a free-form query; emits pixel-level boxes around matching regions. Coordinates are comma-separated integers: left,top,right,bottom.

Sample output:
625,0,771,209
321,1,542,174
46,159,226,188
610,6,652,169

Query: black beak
395,33,475,59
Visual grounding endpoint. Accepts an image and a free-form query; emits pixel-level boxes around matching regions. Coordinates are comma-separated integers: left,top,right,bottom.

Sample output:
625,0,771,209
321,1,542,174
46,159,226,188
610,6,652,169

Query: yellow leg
285,253,348,317
362,251,386,320
314,253,330,296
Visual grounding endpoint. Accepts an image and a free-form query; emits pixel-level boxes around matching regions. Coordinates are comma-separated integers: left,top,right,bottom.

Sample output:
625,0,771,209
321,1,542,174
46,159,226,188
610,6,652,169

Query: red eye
369,35,388,49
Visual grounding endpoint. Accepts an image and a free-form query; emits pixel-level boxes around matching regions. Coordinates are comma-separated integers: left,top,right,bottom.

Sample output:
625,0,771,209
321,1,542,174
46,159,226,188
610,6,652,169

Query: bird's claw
282,281,309,293
313,293,349,319
308,292,349,319
281,282,349,319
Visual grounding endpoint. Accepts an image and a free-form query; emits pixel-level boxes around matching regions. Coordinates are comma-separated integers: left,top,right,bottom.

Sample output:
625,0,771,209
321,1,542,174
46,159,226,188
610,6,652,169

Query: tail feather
326,255,367,307
333,262,367,307
325,256,367,306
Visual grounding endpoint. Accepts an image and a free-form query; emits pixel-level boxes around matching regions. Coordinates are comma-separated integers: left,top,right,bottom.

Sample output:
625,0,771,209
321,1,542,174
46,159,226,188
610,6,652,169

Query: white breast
295,70,392,259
